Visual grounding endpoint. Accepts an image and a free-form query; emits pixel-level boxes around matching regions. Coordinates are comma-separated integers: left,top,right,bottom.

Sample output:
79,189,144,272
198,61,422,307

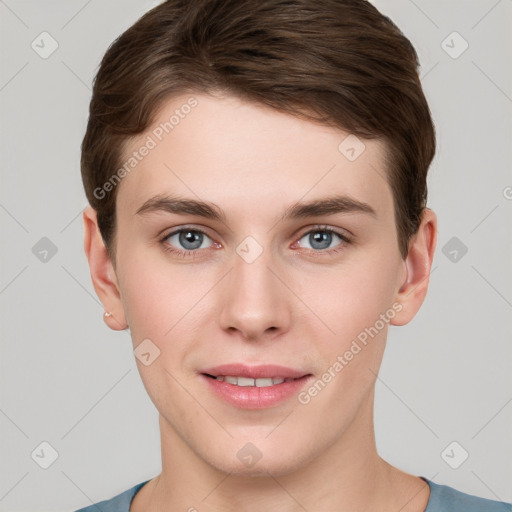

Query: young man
77,0,510,510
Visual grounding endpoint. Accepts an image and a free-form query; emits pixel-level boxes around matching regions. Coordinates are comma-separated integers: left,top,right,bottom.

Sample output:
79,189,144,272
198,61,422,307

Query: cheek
298,257,398,348
292,265,395,424
116,258,202,403
117,250,214,351
116,249,173,338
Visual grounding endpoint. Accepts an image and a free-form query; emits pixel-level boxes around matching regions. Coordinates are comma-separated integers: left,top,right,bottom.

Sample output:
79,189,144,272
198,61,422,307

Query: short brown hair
81,0,435,261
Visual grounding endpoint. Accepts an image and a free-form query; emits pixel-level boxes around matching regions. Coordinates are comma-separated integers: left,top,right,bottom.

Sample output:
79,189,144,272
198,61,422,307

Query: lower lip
200,374,313,409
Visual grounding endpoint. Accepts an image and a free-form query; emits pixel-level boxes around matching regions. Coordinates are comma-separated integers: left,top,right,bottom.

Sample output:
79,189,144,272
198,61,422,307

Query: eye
296,226,351,253
161,227,214,255
159,225,351,258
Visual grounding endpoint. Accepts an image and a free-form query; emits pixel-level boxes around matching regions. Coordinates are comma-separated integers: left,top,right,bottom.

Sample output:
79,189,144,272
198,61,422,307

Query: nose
218,244,291,342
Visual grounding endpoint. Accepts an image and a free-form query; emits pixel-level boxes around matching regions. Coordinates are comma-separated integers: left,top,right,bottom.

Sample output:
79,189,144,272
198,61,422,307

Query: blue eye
161,228,213,255
159,225,351,258
297,228,350,252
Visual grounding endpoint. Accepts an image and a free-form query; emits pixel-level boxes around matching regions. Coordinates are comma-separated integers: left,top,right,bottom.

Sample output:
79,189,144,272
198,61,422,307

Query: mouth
199,364,313,409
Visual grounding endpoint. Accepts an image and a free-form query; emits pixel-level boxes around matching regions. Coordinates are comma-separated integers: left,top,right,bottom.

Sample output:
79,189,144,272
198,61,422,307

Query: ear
83,206,128,330
390,208,437,326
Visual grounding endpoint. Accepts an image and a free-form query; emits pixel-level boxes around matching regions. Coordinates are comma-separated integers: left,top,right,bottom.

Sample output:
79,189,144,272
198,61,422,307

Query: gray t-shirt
73,477,511,511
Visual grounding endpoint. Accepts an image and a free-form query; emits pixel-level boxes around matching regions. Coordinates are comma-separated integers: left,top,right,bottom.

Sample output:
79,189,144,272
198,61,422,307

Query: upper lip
200,364,310,379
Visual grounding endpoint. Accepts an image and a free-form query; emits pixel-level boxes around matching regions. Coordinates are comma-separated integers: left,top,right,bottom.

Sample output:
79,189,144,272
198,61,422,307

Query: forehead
116,92,392,221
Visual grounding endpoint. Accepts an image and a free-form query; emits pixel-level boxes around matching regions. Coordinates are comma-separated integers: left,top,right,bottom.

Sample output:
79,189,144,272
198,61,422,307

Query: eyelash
159,225,352,258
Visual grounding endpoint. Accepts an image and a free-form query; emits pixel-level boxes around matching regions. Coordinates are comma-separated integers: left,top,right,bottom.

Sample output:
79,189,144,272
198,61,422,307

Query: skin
83,92,437,512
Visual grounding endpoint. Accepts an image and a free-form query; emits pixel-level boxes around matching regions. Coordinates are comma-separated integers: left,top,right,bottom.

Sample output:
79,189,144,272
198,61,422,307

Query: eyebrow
135,194,377,222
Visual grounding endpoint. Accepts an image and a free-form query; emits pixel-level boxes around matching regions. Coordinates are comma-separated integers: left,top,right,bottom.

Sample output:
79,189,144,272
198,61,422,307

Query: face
88,92,434,477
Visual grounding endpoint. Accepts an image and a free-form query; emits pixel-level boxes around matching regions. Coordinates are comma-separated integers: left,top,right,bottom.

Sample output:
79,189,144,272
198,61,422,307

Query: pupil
311,231,331,250
181,231,202,249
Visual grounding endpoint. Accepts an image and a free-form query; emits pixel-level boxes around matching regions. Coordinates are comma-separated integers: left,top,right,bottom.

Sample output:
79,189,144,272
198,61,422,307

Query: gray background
0,0,511,510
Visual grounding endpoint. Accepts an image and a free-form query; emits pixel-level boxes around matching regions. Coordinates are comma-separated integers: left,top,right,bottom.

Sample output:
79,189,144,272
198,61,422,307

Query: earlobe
83,206,128,331
390,208,438,327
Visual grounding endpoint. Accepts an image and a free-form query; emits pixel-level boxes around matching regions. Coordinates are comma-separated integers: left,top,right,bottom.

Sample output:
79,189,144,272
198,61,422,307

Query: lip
199,364,313,409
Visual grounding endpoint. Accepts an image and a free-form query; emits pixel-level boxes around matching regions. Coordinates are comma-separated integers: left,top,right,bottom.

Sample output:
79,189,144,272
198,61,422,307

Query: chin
203,440,310,479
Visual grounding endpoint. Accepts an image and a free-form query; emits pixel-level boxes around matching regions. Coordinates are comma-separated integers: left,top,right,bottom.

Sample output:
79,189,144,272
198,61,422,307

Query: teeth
237,376,255,387
215,376,289,387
